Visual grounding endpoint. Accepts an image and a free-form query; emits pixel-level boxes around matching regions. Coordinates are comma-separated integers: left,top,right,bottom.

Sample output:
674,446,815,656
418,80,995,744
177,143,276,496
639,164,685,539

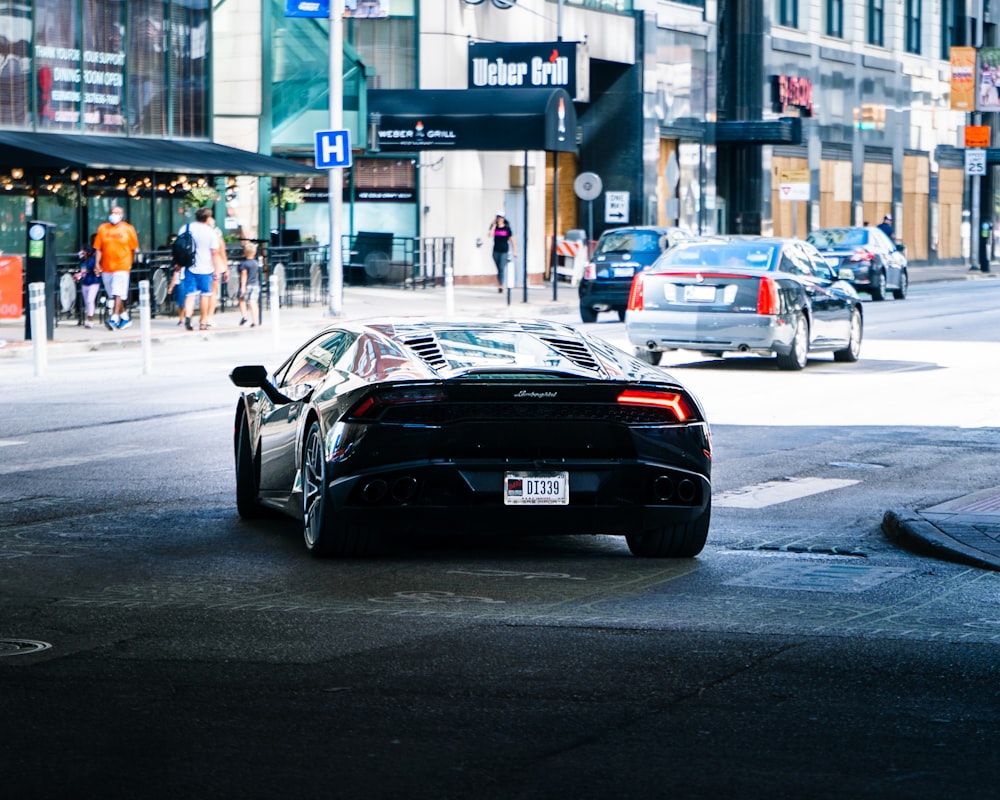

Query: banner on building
978,47,1000,112
950,47,976,111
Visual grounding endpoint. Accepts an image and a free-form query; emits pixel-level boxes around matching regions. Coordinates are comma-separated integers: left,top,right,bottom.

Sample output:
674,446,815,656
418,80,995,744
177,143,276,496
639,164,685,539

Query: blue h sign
314,129,352,169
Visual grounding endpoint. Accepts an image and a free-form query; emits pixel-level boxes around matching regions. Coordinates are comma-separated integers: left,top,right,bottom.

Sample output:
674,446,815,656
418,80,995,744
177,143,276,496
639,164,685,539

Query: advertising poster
950,47,976,111
978,47,1000,112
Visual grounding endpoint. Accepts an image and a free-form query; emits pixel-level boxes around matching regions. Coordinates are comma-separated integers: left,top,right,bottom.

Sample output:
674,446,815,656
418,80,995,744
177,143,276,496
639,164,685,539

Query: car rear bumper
326,459,711,535
626,311,794,355
578,279,633,311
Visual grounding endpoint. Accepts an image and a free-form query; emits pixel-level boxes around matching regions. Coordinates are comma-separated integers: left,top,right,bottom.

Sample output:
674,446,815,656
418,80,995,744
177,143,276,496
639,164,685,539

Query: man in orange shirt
93,204,140,330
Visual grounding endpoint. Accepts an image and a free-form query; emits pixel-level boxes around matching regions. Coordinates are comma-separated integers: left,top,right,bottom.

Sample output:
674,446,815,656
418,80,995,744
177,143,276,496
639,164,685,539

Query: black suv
578,226,690,322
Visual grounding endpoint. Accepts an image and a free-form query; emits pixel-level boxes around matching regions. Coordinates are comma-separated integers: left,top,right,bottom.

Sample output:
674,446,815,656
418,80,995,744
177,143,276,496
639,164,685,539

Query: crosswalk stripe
715,477,859,509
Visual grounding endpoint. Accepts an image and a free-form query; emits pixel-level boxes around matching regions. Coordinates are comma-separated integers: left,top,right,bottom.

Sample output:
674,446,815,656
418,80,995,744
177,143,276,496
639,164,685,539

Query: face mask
109,213,123,224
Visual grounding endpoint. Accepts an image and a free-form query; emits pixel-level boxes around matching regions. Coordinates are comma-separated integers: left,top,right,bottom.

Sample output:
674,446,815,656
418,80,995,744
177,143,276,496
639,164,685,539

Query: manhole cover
725,562,911,593
0,639,52,657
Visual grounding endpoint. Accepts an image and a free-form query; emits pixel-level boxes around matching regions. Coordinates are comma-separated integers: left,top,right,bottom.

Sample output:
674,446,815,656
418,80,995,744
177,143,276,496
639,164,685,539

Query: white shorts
101,270,130,300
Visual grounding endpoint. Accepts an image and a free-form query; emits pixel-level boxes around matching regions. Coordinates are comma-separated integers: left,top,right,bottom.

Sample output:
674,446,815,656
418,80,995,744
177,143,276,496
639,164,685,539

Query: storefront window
16,0,208,137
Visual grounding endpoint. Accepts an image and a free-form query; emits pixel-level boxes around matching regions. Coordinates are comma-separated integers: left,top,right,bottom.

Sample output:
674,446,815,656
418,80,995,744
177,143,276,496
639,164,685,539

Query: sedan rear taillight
583,262,596,280
756,276,779,315
617,389,690,422
627,273,645,311
849,248,874,263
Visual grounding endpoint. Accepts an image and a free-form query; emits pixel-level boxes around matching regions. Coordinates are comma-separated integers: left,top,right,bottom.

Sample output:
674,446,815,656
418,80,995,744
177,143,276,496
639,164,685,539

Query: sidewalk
4,261,1000,571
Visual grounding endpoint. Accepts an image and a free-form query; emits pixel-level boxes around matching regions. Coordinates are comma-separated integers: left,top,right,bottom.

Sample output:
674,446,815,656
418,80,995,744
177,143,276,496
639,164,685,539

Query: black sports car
230,319,712,558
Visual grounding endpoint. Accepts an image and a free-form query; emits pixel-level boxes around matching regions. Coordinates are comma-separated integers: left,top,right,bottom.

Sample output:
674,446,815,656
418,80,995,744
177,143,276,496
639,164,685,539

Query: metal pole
328,0,345,314
28,282,47,377
522,150,529,304
138,279,152,375
971,1,984,270
551,153,559,301
270,273,281,348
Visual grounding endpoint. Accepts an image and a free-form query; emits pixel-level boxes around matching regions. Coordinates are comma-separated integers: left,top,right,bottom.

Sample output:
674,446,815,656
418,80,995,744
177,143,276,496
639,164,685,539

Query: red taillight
627,274,645,311
347,387,447,419
617,389,690,422
583,262,596,280
849,248,874,262
756,276,779,315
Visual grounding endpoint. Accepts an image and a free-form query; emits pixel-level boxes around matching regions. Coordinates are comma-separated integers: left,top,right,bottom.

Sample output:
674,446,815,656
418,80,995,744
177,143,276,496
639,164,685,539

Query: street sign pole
328,0,345,315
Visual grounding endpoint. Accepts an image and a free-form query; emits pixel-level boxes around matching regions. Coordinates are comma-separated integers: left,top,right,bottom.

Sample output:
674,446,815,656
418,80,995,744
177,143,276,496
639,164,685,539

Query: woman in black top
488,211,517,292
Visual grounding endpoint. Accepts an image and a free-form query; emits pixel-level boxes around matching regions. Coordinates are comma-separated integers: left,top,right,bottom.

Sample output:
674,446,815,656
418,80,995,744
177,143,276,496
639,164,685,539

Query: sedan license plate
504,471,569,505
684,284,716,302
612,266,635,278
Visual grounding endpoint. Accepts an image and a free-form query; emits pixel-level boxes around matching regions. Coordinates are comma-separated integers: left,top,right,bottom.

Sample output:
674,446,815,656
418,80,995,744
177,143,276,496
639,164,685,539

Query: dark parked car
230,319,712,558
806,226,908,301
578,226,691,323
625,236,863,370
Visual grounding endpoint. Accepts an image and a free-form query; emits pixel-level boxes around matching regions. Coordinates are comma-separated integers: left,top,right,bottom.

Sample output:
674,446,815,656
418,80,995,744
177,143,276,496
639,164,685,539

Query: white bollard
269,274,281,348
444,259,455,318
28,282,47,377
138,280,152,375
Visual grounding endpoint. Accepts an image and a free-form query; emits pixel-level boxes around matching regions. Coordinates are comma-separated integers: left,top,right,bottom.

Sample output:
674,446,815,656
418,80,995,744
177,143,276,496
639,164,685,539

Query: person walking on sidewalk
877,214,894,240
180,207,223,331
237,241,261,327
488,211,517,293
74,247,100,328
92,204,139,330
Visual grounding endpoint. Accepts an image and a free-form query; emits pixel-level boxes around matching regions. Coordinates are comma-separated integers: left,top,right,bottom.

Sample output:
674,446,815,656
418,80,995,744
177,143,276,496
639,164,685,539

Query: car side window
871,229,894,252
276,331,353,389
780,246,811,276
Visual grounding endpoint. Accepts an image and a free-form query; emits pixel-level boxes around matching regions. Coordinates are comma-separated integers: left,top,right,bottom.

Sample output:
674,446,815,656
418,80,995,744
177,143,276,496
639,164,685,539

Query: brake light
849,248,874,262
583,262,596,280
346,387,447,419
627,273,645,311
756,276,779,315
617,389,690,422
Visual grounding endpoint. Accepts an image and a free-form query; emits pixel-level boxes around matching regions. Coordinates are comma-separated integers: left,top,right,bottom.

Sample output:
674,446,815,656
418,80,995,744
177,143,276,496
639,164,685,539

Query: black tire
892,269,908,300
869,269,886,301
635,348,662,366
776,314,809,370
579,306,598,323
834,307,863,363
617,308,626,322
302,420,380,557
626,498,711,558
235,411,266,518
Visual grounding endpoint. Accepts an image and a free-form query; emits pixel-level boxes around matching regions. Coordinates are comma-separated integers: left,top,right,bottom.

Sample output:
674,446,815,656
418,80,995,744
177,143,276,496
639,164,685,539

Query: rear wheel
892,270,908,300
626,499,711,558
869,269,887,301
302,420,380,557
634,348,662,366
776,315,809,370
235,411,266,519
579,306,598,323
834,307,863,363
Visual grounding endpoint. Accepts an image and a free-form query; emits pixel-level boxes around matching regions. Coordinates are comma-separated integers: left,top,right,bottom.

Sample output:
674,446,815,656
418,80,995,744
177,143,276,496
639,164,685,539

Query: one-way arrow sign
604,191,629,224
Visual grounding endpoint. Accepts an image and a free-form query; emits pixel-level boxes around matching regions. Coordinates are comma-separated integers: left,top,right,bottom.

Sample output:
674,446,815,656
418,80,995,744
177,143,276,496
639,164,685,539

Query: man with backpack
175,206,223,331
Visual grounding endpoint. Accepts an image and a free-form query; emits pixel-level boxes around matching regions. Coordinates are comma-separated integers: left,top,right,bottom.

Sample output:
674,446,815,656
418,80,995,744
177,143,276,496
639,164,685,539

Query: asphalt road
3,278,1000,799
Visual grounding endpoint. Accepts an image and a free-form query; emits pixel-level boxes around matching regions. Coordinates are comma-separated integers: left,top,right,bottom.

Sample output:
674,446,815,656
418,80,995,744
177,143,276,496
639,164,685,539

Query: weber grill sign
469,41,587,102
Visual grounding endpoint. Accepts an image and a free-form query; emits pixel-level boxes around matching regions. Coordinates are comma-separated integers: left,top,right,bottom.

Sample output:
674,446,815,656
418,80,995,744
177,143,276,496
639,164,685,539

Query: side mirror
230,365,294,405
895,242,906,255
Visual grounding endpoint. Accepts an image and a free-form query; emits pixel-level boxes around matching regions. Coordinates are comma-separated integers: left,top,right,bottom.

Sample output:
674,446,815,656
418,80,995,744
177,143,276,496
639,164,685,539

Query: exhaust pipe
646,341,657,350
361,479,387,504
738,344,750,352
677,479,696,503
652,475,675,502
391,476,418,503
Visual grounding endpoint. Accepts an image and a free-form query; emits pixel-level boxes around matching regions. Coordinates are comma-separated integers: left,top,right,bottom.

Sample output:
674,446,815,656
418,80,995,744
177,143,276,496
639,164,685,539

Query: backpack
172,224,197,267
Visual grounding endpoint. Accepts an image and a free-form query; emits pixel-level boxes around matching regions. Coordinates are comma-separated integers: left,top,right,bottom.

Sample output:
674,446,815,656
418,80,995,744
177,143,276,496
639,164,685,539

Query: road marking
715,477,859,509
0,439,25,447
0,445,182,476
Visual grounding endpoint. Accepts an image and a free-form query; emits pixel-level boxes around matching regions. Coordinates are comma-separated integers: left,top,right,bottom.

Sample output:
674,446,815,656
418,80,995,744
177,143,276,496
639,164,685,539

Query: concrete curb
881,509,1000,572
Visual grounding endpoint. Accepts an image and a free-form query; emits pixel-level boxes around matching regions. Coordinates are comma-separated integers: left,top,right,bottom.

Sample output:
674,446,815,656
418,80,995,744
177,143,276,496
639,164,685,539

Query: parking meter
25,220,57,341
981,221,994,273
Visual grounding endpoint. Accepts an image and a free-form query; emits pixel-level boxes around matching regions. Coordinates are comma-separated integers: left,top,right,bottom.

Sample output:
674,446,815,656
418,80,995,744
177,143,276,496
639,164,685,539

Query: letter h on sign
315,129,353,169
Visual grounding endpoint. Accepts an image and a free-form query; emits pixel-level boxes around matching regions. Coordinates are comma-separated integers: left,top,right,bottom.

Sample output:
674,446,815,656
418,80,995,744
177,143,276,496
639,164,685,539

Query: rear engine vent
538,336,600,371
402,334,448,370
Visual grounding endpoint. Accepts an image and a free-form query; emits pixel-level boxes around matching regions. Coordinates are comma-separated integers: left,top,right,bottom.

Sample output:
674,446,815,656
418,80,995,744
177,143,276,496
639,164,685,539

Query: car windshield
657,242,779,270
595,230,662,255
807,229,868,248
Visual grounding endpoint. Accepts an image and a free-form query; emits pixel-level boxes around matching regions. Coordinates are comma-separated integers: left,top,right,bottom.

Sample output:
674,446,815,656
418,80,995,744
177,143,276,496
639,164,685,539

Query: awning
0,131,319,176
714,118,803,146
369,88,578,153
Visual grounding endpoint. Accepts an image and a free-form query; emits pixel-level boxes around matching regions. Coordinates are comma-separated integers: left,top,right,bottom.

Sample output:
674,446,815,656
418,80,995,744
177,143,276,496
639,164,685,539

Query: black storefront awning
714,118,803,146
0,131,318,176
369,88,578,153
